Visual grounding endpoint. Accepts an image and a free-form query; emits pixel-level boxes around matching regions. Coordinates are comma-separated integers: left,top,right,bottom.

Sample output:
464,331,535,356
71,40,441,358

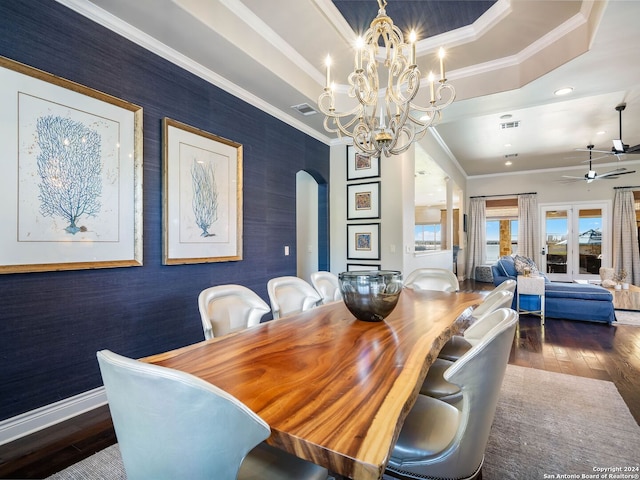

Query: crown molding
55,0,332,145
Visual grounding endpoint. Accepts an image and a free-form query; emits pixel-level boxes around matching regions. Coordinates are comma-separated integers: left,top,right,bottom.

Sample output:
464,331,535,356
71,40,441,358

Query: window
415,223,441,251
485,199,518,262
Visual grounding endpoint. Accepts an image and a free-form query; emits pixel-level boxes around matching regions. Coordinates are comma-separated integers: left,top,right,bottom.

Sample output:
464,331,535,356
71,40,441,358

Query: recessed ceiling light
554,87,573,96
596,131,606,135
504,143,512,147
500,114,512,120
505,161,512,166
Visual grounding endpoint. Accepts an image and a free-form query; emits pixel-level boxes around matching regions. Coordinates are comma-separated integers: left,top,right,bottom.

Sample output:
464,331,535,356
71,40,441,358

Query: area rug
614,309,640,326
481,365,640,479
49,365,640,479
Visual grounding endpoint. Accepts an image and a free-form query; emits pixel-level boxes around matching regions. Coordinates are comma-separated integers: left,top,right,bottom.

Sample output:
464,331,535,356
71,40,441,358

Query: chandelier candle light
318,0,456,157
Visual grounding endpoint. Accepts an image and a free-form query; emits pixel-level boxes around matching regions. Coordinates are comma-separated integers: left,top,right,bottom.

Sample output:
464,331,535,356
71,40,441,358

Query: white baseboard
0,387,107,446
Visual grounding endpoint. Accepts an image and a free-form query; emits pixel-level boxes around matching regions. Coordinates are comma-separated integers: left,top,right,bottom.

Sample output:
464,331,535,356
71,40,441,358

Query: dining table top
143,288,483,480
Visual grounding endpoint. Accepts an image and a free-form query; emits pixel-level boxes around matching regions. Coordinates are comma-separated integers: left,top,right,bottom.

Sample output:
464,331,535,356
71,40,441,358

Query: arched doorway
296,170,329,282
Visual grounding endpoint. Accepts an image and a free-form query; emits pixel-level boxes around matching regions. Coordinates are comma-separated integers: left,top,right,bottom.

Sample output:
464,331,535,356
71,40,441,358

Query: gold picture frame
162,118,243,264
0,56,143,274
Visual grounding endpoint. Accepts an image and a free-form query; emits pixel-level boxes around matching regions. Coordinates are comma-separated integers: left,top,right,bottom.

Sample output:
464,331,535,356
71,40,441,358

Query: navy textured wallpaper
0,0,329,421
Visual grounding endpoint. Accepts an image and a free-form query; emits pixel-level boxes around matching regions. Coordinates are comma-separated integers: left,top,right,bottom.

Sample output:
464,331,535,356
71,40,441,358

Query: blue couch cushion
496,256,517,278
544,282,613,301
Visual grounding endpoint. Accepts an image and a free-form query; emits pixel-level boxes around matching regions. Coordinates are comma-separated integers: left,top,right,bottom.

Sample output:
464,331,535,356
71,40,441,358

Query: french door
539,202,610,282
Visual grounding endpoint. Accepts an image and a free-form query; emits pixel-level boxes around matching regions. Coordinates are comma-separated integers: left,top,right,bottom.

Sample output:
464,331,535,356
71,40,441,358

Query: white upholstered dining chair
473,279,516,318
198,284,270,340
404,268,459,292
386,308,518,480
420,298,514,404
437,289,514,363
267,276,322,319
97,350,328,480
310,271,342,304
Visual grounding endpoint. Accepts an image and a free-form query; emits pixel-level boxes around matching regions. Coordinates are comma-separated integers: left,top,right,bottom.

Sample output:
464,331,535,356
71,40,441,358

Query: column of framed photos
345,145,382,272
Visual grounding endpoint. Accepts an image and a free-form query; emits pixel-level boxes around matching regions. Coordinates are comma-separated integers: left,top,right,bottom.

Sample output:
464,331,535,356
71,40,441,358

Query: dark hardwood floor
1,278,639,479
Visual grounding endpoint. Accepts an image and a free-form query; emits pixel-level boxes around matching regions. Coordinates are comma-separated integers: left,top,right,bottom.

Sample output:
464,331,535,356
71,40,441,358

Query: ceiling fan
562,145,636,183
576,103,640,159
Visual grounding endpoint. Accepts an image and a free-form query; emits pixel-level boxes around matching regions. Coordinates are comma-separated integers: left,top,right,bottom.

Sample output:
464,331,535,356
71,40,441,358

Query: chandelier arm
318,91,365,120
433,83,456,108
327,114,367,139
388,67,421,107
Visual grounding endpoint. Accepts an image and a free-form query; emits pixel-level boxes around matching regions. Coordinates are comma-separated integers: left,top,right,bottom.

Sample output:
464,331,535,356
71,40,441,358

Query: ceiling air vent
291,103,318,116
500,120,520,129
504,153,518,158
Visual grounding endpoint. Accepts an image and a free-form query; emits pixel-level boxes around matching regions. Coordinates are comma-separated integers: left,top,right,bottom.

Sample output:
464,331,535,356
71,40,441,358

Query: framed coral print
163,118,242,265
347,223,380,260
0,56,143,274
347,145,380,181
347,181,380,220
347,263,381,272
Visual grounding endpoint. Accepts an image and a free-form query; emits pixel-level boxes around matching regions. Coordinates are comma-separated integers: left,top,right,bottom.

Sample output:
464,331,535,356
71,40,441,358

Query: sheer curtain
518,193,539,261
613,188,640,285
465,197,486,280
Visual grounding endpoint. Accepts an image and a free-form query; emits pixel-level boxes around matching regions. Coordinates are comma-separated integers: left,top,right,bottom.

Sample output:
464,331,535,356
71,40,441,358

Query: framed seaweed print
347,145,379,181
163,118,243,265
347,223,380,260
347,181,380,220
0,56,143,274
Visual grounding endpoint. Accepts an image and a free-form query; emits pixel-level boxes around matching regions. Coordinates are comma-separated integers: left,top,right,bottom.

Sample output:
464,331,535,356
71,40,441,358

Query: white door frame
539,201,611,282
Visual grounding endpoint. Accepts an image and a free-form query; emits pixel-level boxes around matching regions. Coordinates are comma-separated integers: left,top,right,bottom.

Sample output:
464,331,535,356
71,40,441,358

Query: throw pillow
497,256,517,277
514,255,539,276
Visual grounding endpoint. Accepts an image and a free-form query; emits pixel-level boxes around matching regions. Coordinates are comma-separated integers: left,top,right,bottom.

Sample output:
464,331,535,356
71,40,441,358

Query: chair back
198,285,270,339
267,276,322,319
440,308,518,477
310,271,342,304
97,350,270,480
388,308,517,479
464,294,515,345
493,278,517,295
404,268,459,292
469,289,514,323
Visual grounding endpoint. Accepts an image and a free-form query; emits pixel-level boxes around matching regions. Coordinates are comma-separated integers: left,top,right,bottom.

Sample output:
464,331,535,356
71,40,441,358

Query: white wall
296,170,318,282
330,132,470,280
329,144,348,274
329,139,640,280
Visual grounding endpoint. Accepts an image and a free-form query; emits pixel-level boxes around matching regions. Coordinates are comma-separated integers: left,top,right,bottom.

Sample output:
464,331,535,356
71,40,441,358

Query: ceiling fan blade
574,147,614,154
626,144,640,153
597,170,636,179
598,168,628,178
557,176,583,183
580,154,611,163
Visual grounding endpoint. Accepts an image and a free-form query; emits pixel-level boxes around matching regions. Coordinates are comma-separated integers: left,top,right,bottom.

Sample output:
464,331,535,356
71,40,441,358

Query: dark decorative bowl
338,270,403,322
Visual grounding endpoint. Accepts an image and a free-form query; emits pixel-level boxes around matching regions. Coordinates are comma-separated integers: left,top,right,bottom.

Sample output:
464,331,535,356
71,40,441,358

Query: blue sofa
491,255,615,324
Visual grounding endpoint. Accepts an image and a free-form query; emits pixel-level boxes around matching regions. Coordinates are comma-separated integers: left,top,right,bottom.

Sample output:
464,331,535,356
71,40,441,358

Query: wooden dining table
143,288,483,479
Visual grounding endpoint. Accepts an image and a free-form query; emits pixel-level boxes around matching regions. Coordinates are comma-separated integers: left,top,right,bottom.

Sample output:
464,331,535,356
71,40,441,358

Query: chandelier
317,0,456,157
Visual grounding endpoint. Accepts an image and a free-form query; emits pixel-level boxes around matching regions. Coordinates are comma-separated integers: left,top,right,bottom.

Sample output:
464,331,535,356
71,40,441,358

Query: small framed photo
346,263,381,272
347,145,380,181
347,181,380,220
347,223,380,260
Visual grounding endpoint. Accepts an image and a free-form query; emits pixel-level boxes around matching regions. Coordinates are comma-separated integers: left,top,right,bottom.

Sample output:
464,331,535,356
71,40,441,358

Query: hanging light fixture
318,0,456,157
